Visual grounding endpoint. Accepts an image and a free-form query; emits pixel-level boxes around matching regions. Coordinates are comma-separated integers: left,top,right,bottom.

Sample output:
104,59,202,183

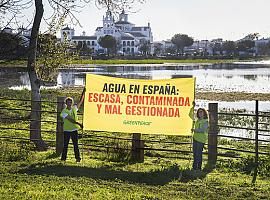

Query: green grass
197,91,270,101
71,59,236,65
0,59,27,66
0,143,270,199
0,58,238,66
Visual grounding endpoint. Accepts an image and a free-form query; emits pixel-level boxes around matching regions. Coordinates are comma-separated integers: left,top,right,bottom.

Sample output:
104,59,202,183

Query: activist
60,90,85,162
191,108,208,170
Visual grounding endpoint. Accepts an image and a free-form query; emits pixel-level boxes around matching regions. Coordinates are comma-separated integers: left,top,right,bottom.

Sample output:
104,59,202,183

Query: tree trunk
27,0,46,151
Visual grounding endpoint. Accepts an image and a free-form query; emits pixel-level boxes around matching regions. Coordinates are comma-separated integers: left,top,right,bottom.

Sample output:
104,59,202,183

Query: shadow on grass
178,163,215,182
18,162,181,186
178,169,207,182
45,152,61,159
18,161,213,185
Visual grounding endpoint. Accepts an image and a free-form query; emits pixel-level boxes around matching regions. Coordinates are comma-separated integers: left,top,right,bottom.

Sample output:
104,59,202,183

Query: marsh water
2,62,270,92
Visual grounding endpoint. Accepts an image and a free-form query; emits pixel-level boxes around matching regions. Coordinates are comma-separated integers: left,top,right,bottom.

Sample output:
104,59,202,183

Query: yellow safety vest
60,107,79,131
193,118,208,144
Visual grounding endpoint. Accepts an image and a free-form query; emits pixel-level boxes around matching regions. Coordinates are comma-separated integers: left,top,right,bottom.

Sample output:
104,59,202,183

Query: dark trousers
192,140,205,170
61,130,80,160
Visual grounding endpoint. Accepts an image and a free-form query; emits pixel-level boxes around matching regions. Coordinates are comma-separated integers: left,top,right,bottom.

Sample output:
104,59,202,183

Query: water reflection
243,75,257,80
1,63,270,93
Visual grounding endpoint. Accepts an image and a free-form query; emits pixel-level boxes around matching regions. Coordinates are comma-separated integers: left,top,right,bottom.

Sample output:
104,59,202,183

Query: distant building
17,27,32,37
60,26,75,42
60,10,153,54
185,40,213,55
254,38,270,55
152,40,174,55
155,39,217,56
1,26,31,47
2,27,13,34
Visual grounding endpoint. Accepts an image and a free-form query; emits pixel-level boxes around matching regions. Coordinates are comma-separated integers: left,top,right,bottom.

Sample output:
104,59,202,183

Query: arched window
131,41,134,46
127,41,130,46
123,41,126,46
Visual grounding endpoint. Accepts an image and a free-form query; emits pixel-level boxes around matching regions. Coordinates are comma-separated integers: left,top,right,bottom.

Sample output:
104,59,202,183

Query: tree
171,34,193,54
138,39,150,55
165,46,176,55
76,41,93,56
0,1,29,26
237,40,255,52
37,33,74,82
0,32,27,59
257,42,270,55
115,39,122,54
210,43,222,55
222,41,236,56
98,35,117,55
153,42,163,55
0,0,146,150
243,33,260,41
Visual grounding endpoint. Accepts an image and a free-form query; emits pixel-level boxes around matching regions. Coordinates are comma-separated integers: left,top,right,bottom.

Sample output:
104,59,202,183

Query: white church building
60,10,153,54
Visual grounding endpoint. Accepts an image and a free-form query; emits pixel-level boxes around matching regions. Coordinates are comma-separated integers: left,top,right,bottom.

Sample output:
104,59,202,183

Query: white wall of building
60,9,153,55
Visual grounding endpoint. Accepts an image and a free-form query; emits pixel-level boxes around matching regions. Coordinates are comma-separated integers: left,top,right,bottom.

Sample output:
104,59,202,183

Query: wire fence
0,97,269,162
217,102,270,158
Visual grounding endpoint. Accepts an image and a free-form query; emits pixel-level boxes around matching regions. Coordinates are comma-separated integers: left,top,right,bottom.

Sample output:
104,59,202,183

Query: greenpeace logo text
123,120,152,126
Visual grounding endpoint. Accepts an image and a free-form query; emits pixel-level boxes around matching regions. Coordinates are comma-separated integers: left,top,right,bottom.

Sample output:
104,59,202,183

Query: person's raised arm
77,87,86,110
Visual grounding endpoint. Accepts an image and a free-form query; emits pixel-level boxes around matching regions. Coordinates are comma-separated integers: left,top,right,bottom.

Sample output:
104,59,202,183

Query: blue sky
23,0,270,41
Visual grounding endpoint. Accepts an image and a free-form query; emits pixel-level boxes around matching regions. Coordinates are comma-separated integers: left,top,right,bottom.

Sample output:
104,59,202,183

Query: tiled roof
62,26,73,30
131,26,149,31
128,32,146,37
72,36,97,40
121,36,134,40
115,21,131,25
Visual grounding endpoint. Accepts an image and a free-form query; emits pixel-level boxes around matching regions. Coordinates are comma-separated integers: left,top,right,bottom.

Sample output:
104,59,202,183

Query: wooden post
208,103,218,166
56,96,65,154
252,100,259,183
132,133,144,162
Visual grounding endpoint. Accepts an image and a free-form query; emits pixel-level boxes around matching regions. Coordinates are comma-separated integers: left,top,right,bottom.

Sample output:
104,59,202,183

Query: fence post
56,96,65,154
132,133,144,162
208,103,218,166
252,100,259,183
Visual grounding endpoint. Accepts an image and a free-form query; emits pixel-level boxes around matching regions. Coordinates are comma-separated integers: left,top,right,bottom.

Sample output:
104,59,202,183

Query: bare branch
95,0,145,12
0,0,33,29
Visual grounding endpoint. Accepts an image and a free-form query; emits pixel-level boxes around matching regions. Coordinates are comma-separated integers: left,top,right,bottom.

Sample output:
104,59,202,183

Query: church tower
119,9,128,22
60,26,74,42
103,10,115,29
